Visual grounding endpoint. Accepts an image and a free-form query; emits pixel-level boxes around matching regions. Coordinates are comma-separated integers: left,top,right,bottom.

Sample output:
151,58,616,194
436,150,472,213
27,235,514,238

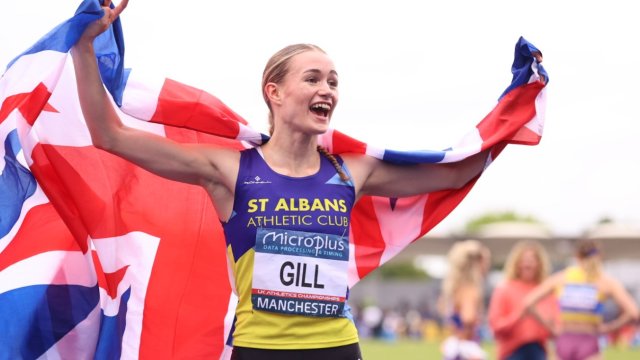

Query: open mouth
310,103,331,118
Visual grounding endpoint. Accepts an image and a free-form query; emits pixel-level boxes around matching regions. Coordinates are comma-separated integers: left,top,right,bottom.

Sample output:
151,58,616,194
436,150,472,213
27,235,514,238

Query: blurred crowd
351,238,640,359
352,298,640,349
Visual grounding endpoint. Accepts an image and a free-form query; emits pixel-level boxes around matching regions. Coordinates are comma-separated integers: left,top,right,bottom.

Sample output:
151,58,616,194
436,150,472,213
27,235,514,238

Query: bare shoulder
598,273,623,293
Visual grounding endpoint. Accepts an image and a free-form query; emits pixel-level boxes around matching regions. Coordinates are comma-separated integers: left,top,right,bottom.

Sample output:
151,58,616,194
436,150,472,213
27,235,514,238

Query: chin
308,119,330,134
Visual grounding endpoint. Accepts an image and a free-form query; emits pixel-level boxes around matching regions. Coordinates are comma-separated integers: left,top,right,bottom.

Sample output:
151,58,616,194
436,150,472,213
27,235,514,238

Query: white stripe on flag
0,51,67,96
527,88,546,136
0,249,97,294
91,231,160,360
121,71,164,121
20,55,166,151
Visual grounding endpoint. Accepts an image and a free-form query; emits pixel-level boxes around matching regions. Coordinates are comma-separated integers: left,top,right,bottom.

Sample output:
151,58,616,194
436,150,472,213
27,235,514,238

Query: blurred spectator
439,240,490,360
488,240,557,360
525,239,640,360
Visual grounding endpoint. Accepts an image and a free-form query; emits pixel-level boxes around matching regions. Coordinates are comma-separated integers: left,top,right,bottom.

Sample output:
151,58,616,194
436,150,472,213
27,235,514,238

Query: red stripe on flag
91,251,129,300
30,140,231,358
419,181,477,238
507,125,542,145
142,125,233,358
331,130,368,155
0,83,57,126
152,79,247,139
350,196,386,279
0,203,77,272
164,122,246,150
105,266,129,300
477,82,543,149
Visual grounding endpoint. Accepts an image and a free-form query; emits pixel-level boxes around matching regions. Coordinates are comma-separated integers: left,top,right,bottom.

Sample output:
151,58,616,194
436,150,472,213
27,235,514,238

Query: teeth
311,103,331,110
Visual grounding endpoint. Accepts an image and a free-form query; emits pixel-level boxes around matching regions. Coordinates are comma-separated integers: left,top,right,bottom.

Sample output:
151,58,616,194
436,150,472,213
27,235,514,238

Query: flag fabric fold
0,0,547,358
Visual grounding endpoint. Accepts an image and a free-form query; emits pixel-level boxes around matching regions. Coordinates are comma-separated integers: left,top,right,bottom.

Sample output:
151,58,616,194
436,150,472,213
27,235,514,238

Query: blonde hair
503,240,551,283
260,44,349,182
261,43,326,135
441,240,488,307
575,239,603,280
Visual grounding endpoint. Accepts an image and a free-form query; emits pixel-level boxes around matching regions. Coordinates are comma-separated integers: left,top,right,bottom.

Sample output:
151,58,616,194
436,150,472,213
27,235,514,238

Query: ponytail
317,146,350,182
576,239,603,280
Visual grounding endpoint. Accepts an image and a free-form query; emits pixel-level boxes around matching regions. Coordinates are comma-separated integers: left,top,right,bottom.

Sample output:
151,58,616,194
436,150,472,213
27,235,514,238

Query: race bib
559,284,599,311
251,228,349,317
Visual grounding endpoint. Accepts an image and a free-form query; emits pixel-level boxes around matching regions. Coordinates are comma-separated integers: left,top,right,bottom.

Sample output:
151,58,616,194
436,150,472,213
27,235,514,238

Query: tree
464,211,541,234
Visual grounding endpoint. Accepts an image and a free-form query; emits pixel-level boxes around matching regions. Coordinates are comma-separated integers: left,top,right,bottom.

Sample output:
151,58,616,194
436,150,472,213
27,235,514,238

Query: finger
532,51,543,63
113,0,129,17
103,0,112,8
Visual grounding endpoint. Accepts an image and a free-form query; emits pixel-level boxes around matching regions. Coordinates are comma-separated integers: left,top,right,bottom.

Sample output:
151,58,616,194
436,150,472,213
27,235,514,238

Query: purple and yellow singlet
222,148,358,349
556,266,605,324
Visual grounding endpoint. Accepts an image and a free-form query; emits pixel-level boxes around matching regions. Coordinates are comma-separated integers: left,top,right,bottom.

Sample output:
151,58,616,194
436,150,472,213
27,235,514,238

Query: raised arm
70,1,238,217
344,149,490,198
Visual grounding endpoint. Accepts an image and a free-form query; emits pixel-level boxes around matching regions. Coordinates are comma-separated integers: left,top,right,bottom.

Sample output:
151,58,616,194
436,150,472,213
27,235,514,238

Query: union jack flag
0,0,547,358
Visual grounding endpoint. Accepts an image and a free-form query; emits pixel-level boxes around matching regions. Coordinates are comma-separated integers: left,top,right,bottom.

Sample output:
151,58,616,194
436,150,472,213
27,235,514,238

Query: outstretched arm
70,1,237,189
523,272,562,336
344,52,545,199
344,149,490,198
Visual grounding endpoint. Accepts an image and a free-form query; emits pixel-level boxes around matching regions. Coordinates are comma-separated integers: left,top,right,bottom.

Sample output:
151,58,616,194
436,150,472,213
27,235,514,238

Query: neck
261,131,320,177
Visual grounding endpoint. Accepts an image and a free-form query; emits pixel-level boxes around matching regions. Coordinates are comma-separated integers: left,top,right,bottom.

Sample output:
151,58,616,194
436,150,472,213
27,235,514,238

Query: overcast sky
2,0,639,237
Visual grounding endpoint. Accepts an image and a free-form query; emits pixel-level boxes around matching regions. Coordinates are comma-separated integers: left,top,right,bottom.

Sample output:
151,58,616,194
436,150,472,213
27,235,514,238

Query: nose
318,81,336,98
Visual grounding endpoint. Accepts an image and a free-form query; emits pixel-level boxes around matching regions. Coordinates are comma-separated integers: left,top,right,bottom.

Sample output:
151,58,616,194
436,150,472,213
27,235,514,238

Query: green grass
360,339,640,360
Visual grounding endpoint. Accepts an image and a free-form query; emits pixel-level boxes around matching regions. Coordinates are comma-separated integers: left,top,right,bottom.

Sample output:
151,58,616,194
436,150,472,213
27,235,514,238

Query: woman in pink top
488,240,557,360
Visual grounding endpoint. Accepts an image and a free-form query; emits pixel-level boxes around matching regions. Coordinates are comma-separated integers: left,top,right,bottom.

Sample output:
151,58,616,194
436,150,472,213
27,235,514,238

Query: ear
264,82,282,105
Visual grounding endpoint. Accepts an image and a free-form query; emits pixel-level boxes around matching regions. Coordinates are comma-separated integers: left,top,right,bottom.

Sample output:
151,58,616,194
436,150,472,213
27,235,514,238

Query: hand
79,0,129,43
532,51,543,63
597,323,609,335
513,304,527,320
548,322,559,337
531,51,546,84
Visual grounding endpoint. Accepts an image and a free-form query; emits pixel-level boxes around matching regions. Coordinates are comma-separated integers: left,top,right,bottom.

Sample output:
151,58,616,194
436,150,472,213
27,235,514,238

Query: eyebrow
303,69,339,77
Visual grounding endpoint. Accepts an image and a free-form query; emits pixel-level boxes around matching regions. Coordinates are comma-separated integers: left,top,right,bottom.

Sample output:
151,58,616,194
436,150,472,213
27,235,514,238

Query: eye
328,79,338,88
305,77,318,84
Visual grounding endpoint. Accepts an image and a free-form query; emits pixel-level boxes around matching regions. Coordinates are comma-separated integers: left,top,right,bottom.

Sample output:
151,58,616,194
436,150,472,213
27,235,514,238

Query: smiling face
516,248,540,283
264,49,339,135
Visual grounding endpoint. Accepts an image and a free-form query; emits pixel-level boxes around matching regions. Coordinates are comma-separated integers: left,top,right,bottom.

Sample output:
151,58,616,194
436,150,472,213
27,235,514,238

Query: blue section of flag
5,0,127,106
95,287,131,360
499,36,548,100
226,317,236,347
0,129,37,238
382,148,447,164
0,284,100,359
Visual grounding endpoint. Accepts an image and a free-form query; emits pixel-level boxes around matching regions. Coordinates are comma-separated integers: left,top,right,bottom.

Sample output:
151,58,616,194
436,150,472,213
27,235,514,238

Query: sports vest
222,148,358,349
556,266,605,324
